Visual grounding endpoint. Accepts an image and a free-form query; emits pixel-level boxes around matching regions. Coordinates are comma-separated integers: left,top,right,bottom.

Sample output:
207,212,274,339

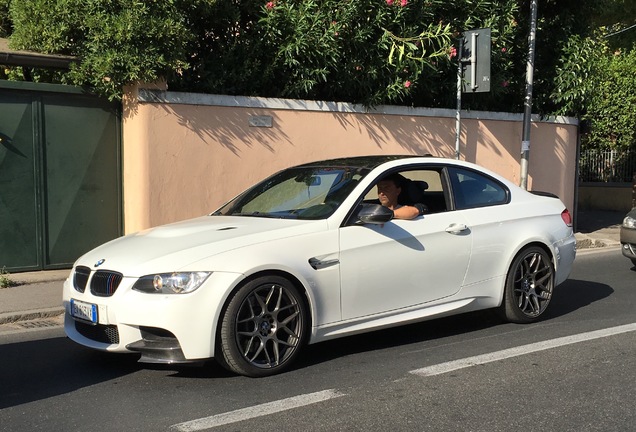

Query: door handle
445,223,469,234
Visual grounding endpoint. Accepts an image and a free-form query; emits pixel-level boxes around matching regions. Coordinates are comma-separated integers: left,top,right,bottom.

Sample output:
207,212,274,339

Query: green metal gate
0,81,121,272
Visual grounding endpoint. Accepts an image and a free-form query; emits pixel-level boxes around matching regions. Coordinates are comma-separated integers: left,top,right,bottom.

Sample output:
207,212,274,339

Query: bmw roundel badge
94,259,106,268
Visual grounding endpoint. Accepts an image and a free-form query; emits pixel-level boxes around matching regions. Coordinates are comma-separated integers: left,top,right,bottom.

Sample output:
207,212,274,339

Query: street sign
460,28,491,93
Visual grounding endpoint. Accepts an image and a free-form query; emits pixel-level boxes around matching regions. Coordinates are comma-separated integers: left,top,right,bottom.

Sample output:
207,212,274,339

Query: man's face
376,180,401,207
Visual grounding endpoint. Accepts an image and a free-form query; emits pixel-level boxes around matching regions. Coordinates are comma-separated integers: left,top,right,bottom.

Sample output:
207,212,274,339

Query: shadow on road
0,280,613,396
576,210,625,233
546,278,614,317
0,337,139,409
294,278,614,372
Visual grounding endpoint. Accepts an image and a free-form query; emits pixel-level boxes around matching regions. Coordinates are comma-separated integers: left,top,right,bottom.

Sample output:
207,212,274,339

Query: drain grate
17,319,61,329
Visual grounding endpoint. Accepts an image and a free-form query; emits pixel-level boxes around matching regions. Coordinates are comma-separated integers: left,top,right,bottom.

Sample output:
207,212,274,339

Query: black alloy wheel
219,275,307,377
500,246,555,323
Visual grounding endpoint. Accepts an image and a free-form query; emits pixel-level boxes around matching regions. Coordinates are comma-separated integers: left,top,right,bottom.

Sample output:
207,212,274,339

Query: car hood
75,216,328,276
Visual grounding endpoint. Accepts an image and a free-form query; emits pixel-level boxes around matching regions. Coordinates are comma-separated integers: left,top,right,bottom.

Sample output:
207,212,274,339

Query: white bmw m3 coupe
63,155,576,377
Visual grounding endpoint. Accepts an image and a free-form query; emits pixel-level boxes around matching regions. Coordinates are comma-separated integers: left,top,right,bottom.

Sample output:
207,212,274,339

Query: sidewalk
0,269,68,325
574,209,624,249
0,210,626,327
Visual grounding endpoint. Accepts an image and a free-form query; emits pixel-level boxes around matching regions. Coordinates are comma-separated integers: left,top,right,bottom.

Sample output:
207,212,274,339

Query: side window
448,167,509,210
363,169,448,214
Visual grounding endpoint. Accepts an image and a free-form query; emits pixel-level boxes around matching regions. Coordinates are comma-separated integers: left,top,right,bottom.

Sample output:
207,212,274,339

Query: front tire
218,275,307,377
500,246,555,323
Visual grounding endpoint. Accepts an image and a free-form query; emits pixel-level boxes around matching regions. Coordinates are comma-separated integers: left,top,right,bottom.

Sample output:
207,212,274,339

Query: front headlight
132,272,211,294
623,216,636,229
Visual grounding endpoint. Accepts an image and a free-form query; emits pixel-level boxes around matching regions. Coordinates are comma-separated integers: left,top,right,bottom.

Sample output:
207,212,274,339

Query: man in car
376,174,424,220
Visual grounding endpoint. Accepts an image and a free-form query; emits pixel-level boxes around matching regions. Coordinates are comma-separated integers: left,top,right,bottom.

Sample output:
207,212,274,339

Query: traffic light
460,28,491,93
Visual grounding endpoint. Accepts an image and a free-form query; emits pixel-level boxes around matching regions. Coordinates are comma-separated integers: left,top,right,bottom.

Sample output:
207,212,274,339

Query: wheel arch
499,240,556,304
520,241,555,264
213,269,314,350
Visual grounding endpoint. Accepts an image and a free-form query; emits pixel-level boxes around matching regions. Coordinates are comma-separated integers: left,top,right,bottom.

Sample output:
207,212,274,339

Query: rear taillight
561,209,572,227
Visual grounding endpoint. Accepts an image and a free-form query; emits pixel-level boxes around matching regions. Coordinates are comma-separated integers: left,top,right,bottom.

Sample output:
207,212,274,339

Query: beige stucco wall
122,87,578,233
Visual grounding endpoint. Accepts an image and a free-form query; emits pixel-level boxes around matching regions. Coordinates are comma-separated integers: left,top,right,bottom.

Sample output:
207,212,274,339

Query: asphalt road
1,248,634,432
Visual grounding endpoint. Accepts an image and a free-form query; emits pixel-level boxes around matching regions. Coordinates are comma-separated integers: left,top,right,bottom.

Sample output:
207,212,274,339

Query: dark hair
379,173,406,187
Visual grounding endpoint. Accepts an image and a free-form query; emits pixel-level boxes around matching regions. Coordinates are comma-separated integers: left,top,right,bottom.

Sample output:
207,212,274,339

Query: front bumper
63,270,244,362
620,226,636,261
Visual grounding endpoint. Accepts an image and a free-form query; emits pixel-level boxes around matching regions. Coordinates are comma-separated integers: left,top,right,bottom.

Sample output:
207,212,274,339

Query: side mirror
357,204,394,225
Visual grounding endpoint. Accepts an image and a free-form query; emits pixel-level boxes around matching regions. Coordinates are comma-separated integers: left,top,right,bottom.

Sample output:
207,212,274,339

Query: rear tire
500,246,554,323
218,275,307,377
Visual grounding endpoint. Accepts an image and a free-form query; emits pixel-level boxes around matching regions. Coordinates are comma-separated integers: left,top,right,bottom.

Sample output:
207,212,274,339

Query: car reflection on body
620,207,636,267
62,155,577,377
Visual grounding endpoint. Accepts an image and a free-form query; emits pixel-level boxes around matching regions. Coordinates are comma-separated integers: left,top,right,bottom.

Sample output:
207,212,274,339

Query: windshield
214,166,369,219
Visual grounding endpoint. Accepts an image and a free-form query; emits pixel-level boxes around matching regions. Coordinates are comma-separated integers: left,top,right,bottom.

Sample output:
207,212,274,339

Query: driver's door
338,211,472,320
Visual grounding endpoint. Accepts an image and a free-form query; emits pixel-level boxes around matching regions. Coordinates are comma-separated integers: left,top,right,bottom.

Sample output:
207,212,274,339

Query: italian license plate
71,299,98,323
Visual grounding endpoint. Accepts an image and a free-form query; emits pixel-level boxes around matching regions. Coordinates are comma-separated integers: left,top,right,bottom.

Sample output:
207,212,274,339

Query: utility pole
455,38,464,160
520,0,538,190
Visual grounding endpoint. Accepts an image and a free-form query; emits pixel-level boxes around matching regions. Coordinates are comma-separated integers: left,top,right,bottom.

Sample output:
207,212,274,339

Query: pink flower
386,0,393,5
400,0,408,6
404,80,411,88
502,80,509,88
449,46,457,59
265,1,274,10
501,47,507,53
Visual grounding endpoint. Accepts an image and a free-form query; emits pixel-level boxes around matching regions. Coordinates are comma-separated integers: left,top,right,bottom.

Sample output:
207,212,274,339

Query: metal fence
579,149,636,183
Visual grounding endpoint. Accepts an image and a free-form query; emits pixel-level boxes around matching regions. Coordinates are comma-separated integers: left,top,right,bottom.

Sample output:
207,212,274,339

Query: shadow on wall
330,111,456,156
120,88,578,230
144,93,576,203
160,101,464,159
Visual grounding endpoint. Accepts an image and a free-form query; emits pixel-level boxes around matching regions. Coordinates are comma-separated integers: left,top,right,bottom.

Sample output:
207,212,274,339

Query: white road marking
411,323,636,377
170,324,636,430
170,389,346,431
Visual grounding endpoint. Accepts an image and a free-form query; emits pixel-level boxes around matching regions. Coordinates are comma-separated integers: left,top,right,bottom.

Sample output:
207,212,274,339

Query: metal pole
520,0,538,190
455,38,464,160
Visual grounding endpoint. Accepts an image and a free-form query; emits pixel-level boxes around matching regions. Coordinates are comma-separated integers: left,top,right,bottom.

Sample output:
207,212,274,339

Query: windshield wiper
233,212,278,218
210,211,300,219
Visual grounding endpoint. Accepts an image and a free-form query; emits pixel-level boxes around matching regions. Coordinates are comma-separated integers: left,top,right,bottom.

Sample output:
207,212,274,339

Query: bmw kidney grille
90,270,124,297
73,266,91,293
74,267,123,297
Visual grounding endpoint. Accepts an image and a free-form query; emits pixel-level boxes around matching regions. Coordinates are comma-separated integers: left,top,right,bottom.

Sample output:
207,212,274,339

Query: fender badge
94,259,106,268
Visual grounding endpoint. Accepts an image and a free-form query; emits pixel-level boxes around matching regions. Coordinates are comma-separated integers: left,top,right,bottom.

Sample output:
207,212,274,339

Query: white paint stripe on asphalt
411,323,636,377
170,389,346,432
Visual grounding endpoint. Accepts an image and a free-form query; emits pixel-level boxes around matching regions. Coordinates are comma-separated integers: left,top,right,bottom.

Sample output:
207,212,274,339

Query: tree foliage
547,0,636,151
0,0,10,38
0,0,634,152
582,46,636,152
1,0,525,107
591,0,636,49
169,0,528,109
5,0,193,98
170,0,460,107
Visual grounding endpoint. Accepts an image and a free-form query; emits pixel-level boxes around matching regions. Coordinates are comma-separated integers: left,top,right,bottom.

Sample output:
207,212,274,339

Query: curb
9,272,68,286
576,244,622,254
575,233,621,250
0,307,65,325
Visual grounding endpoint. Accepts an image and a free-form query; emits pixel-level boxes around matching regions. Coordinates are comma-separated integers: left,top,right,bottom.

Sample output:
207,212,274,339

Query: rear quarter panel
459,193,573,290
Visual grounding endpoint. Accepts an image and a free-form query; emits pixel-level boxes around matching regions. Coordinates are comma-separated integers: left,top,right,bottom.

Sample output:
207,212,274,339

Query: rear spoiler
530,190,559,199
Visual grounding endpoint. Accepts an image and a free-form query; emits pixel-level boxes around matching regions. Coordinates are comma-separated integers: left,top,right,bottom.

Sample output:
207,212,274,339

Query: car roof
296,155,432,170
294,155,519,190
